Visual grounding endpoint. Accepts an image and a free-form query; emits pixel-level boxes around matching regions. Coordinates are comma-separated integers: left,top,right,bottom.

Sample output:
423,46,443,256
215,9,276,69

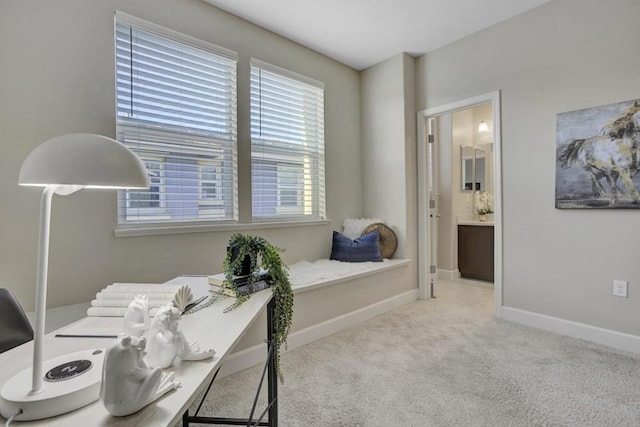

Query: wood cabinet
458,225,494,282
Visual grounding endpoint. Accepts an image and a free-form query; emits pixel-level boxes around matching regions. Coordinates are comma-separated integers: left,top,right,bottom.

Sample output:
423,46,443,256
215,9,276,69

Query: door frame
416,90,503,317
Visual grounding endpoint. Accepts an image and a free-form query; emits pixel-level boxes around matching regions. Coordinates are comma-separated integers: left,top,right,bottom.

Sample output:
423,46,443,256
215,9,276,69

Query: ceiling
201,0,551,70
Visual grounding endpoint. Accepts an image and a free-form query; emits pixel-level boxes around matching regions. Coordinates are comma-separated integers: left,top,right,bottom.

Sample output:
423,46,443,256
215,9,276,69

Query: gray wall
0,0,362,311
360,53,418,293
417,0,640,335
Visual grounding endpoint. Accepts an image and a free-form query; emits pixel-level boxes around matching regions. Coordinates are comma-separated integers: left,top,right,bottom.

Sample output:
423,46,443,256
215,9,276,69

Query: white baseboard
501,306,640,354
219,289,419,378
437,269,459,280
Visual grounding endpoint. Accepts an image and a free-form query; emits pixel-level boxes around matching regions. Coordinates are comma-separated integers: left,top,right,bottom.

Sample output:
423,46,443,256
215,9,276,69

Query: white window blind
250,59,325,220
115,12,238,224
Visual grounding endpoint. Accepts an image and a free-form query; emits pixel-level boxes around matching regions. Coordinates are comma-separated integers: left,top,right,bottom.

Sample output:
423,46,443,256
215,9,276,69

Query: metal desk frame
182,299,278,427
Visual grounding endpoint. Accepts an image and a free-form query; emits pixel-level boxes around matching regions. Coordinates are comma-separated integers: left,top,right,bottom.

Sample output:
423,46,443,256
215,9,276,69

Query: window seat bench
288,258,411,294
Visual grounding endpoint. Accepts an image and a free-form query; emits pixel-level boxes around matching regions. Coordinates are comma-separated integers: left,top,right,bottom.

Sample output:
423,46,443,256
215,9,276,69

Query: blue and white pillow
330,231,383,262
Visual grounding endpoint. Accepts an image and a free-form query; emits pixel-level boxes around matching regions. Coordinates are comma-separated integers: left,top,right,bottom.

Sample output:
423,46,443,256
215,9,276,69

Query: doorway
417,91,503,317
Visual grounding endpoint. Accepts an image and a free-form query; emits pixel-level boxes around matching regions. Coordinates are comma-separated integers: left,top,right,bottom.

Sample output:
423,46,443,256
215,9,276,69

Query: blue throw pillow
330,231,383,262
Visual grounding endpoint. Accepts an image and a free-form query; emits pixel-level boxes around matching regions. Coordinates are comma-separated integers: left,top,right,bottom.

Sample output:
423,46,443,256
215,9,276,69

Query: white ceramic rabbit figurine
144,305,215,369
100,335,180,417
122,295,150,339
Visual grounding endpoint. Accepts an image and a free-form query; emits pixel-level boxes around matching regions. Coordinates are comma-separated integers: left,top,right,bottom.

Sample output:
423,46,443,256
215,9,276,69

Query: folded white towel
87,306,161,317
90,298,174,308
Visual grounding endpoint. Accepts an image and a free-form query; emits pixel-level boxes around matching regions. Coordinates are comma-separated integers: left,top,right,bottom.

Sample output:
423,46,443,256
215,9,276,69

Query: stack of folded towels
87,283,187,317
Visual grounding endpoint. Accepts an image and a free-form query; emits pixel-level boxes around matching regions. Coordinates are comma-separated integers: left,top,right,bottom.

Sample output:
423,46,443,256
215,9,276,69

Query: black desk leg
183,298,278,427
266,299,278,427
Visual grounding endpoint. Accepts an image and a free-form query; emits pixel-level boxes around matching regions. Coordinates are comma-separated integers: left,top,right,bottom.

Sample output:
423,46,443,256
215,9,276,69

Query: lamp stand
32,185,55,393
2,132,150,421
0,185,105,421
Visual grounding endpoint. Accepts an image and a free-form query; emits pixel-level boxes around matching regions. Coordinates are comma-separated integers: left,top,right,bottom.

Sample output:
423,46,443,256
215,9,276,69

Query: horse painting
556,100,640,208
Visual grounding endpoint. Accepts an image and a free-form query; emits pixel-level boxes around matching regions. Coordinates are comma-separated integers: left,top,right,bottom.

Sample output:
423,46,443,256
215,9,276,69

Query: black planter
227,245,252,277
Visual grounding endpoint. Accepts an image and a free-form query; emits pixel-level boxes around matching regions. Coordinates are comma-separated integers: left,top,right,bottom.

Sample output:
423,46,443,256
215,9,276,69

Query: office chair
0,288,34,354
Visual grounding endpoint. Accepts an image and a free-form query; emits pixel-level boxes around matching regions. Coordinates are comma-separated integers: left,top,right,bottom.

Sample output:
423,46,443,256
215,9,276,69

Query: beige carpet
189,280,640,426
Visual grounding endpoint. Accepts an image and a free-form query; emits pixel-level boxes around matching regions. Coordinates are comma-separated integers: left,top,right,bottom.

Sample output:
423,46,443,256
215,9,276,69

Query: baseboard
436,269,459,280
219,289,419,378
501,306,640,354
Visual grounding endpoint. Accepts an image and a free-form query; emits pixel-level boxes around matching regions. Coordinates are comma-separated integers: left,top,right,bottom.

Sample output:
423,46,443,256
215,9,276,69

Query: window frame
249,58,326,222
114,11,238,227
125,157,167,214
275,162,305,214
198,161,224,207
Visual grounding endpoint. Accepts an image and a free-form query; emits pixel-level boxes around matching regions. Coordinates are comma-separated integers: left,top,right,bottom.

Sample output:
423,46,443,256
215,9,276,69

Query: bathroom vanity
458,221,494,282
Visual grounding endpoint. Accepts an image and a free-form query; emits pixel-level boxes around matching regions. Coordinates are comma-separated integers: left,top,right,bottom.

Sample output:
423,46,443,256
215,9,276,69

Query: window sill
114,218,331,237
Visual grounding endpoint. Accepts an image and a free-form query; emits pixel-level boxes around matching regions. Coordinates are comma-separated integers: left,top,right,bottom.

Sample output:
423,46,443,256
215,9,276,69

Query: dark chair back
0,288,34,353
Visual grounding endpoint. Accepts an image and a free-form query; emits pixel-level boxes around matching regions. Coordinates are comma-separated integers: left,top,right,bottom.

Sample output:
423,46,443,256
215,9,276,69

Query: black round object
44,359,92,382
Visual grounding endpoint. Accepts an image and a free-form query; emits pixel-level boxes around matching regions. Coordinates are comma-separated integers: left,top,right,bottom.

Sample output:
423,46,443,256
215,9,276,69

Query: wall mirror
461,146,486,191
461,146,474,191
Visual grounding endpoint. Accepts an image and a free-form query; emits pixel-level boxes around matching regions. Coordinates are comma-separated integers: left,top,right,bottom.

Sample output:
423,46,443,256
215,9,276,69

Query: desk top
0,276,272,426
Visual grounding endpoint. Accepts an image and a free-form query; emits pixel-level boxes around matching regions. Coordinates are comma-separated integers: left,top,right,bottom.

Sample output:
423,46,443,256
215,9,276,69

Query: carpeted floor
189,279,640,426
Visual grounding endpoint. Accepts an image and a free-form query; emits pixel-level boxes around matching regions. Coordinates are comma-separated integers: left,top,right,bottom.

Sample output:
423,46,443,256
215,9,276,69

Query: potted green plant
474,191,494,222
222,233,294,381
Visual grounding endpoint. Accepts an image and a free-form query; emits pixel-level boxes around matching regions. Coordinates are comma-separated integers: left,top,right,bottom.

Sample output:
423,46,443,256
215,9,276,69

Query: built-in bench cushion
288,258,410,294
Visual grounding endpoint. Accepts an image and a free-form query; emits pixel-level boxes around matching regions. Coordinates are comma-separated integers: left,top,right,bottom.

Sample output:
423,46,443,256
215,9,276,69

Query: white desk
0,276,275,426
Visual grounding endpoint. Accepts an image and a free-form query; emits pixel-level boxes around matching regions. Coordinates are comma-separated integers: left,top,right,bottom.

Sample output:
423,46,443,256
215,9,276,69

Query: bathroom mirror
460,146,486,191
461,146,474,191
475,148,485,191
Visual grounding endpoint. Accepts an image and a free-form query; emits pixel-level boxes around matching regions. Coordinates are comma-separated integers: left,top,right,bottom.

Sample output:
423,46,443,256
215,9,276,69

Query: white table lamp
0,134,149,421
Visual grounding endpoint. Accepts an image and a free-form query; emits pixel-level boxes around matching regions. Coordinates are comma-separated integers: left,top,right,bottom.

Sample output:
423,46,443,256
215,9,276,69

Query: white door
427,117,439,297
417,115,439,299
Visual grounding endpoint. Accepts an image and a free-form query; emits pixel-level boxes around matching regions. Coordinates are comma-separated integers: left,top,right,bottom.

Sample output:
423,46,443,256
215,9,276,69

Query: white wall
0,0,362,312
417,0,640,335
473,104,494,197
452,109,475,219
436,114,454,271
360,53,418,289
361,54,407,254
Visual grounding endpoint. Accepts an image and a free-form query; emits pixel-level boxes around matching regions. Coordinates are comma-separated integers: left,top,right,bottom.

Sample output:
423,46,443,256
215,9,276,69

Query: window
276,163,304,212
115,12,238,225
250,59,325,220
126,158,165,210
199,162,223,204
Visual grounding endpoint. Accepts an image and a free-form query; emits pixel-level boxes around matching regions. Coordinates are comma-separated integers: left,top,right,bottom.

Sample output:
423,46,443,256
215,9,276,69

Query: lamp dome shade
19,133,150,189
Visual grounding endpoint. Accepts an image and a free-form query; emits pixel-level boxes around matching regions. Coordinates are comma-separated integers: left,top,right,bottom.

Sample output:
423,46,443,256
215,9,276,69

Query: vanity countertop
458,220,494,226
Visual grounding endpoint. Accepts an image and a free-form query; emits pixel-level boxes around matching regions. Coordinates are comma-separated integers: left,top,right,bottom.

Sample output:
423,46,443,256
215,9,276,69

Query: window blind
115,12,238,224
250,59,325,220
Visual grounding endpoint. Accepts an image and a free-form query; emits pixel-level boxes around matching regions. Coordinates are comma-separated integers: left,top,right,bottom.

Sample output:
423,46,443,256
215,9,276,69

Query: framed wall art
556,99,640,209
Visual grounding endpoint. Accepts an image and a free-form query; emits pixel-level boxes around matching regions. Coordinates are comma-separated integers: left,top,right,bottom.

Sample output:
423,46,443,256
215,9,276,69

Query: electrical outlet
613,280,628,298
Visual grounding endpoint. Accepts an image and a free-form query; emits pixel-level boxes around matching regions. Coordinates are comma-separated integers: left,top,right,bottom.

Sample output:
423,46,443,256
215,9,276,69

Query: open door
426,117,439,297
417,91,502,316
417,115,438,299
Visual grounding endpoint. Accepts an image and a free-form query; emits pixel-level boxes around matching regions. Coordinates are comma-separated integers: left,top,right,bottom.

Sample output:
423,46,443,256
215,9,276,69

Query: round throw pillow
362,223,397,258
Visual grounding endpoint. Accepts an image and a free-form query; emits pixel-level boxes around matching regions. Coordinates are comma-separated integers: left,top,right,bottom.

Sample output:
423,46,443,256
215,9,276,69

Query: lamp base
0,349,105,421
